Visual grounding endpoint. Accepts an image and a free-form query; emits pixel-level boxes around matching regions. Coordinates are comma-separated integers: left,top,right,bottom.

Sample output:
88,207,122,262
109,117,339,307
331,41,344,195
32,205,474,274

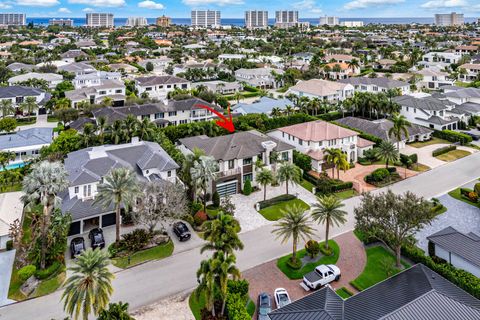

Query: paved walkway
402,144,478,169
15,115,57,132
0,250,15,307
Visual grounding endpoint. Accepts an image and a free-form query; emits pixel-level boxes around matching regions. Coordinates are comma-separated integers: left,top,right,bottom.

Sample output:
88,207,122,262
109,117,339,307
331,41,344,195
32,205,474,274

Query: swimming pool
0,162,26,171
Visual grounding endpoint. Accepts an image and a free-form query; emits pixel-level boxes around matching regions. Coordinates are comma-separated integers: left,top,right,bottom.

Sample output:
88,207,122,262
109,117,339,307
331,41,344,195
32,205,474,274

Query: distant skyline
1,0,480,19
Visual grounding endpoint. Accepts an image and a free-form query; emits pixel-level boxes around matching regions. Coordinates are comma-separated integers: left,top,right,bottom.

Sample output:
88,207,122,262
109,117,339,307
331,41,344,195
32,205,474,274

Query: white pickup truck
302,264,341,290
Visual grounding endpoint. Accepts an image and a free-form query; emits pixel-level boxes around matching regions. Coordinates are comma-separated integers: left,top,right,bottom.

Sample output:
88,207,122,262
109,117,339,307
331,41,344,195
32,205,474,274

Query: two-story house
8,72,63,89
458,63,480,83
267,120,362,171
323,62,360,80
0,128,53,168
178,130,294,197
416,68,455,90
72,71,122,89
58,62,97,76
134,75,191,100
0,86,49,116
287,79,354,102
62,139,179,235
419,51,461,70
339,77,410,95
234,68,284,89
91,98,222,126
65,79,126,108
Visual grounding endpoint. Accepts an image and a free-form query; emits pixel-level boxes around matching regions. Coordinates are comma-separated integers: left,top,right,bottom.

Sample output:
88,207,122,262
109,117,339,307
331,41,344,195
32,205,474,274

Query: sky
1,0,480,18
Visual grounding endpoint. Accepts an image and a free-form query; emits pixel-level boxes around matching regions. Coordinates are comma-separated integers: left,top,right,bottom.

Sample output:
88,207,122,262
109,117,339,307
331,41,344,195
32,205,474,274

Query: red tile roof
278,120,358,142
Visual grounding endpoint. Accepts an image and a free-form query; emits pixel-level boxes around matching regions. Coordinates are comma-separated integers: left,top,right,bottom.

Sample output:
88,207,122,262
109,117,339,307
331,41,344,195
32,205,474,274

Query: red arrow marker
195,103,235,133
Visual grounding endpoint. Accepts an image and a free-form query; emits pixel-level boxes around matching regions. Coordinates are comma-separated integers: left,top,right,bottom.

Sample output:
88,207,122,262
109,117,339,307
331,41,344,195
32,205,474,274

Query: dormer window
74,186,79,194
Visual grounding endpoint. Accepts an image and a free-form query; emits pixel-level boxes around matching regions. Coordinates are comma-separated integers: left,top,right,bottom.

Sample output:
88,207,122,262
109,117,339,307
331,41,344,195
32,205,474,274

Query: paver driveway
401,144,478,169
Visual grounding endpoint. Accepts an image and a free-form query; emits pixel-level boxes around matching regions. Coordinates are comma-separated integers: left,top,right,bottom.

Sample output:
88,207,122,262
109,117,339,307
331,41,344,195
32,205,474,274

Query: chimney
131,137,140,144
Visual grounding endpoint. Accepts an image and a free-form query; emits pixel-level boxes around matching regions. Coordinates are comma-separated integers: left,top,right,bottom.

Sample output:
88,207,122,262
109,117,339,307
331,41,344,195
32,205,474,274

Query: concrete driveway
401,144,478,168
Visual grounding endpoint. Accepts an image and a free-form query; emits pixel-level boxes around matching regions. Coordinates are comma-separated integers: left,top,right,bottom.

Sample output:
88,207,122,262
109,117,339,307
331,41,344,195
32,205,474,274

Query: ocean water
27,17,478,27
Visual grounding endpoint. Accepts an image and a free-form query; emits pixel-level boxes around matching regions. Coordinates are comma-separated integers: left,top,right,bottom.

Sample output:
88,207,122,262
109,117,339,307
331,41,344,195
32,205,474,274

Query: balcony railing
216,167,241,179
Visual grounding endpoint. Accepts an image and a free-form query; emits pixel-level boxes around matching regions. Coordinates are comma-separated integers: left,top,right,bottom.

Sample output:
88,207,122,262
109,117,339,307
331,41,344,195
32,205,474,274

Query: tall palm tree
182,147,205,200
388,114,411,150
375,140,399,168
270,107,282,118
122,115,138,142
201,213,244,256
80,123,96,148
256,168,274,201
0,99,15,118
93,168,140,243
277,163,302,195
272,204,314,263
311,195,347,250
96,116,108,144
135,117,156,141
54,97,71,110
190,156,218,209
196,258,217,317
336,152,349,180
19,96,38,116
323,148,341,179
212,251,241,315
62,249,114,320
22,161,69,269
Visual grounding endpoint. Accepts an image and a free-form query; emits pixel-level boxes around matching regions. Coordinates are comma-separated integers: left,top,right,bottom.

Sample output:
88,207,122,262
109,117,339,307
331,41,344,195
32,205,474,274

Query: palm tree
123,115,138,142
201,213,244,256
0,99,15,118
182,147,205,200
388,114,411,150
96,116,108,144
97,302,133,320
256,168,274,201
270,107,282,118
277,163,302,195
22,161,69,269
232,91,244,104
80,123,96,148
190,156,218,209
272,204,314,263
196,258,217,317
375,140,399,168
93,168,140,243
110,120,124,144
102,97,114,107
54,97,71,110
19,96,38,116
136,117,156,140
336,152,349,180
62,249,114,320
311,195,347,250
347,58,360,71
323,148,341,179
212,251,241,315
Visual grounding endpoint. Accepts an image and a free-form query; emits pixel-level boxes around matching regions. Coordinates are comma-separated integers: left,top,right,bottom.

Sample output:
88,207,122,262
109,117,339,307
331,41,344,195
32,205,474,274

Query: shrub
474,183,480,195
366,168,390,183
432,145,456,157
243,179,252,195
227,279,249,297
386,167,397,174
194,210,208,226
183,214,195,226
293,150,312,172
18,265,36,281
305,240,320,258
258,194,296,209
35,261,63,280
433,130,472,145
225,293,250,320
212,191,220,208
6,240,13,251
191,201,203,215
467,192,478,203
331,181,353,192
286,258,302,269
119,229,153,252
460,188,473,197
319,243,333,256
108,243,120,258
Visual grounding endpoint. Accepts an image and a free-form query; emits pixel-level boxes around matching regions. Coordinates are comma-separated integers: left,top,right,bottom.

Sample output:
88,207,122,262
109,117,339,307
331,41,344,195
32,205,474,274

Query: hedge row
293,150,312,173
225,279,250,320
432,145,456,157
433,130,472,145
317,111,343,122
258,194,296,209
401,245,480,299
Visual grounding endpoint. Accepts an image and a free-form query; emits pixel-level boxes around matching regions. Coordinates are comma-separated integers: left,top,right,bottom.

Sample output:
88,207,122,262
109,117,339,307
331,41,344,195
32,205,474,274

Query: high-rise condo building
49,19,74,26
156,15,171,27
86,13,114,27
191,10,221,28
245,10,268,29
125,17,148,27
340,21,364,27
275,10,298,29
434,12,464,26
0,13,26,26
319,16,339,26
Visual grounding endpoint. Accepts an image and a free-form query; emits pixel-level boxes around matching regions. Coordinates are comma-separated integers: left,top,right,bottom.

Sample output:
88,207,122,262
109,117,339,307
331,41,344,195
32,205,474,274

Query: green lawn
32,272,66,297
259,198,310,221
408,137,450,148
436,150,471,162
277,240,340,279
335,287,354,299
448,188,480,209
299,179,315,193
112,241,174,268
8,268,26,301
410,163,431,172
189,289,205,320
0,183,22,193
334,189,357,200
350,246,410,291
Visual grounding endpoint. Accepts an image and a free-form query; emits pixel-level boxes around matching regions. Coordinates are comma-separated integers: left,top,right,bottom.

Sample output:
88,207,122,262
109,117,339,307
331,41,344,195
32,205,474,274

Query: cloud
58,7,72,13
82,7,94,12
182,0,244,6
293,0,322,14
344,0,404,9
68,0,125,7
0,3,12,8
16,0,59,6
138,0,164,10
420,0,467,8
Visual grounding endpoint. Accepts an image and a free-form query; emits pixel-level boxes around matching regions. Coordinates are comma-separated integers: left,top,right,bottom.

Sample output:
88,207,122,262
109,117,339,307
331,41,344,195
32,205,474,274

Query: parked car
88,227,105,249
303,264,341,290
173,221,191,241
257,292,272,320
70,237,85,259
274,288,291,309
462,131,480,141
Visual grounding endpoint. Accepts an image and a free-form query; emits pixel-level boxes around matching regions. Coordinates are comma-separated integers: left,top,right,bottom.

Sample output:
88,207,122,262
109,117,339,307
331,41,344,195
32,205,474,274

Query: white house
427,226,480,278
458,63,480,83
0,128,53,167
8,72,63,89
416,68,455,90
419,51,461,70
134,75,191,100
72,71,122,89
339,77,410,95
65,79,126,108
234,68,283,89
0,86,49,115
287,79,354,102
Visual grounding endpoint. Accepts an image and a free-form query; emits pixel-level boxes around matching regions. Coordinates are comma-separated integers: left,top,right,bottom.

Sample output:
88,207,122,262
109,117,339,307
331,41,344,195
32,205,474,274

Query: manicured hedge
258,194,296,209
401,245,480,299
331,181,353,192
226,293,250,320
432,145,456,157
317,111,343,122
400,153,417,164
35,260,64,280
18,265,36,281
433,130,472,145
293,150,312,172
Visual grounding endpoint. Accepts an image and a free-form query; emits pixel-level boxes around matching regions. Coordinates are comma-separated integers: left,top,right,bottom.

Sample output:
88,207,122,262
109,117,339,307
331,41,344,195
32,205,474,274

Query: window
299,139,303,146
168,111,177,117
243,173,253,182
115,89,122,94
282,152,289,161
168,171,171,177
155,112,164,119
228,160,234,169
83,185,91,197
74,186,79,194
243,158,252,165
146,87,152,91
99,90,107,95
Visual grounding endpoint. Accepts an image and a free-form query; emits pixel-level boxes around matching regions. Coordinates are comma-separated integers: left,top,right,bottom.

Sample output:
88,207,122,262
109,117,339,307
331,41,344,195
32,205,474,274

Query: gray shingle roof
338,77,409,89
453,102,480,115
0,127,53,149
268,264,480,320
135,75,189,86
0,86,45,99
394,95,448,111
179,130,294,161
427,226,480,268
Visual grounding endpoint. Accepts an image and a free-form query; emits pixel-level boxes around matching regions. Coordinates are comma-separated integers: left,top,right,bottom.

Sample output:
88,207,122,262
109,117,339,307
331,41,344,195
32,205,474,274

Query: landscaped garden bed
364,167,401,187
258,196,310,221
448,185,480,209
276,240,339,279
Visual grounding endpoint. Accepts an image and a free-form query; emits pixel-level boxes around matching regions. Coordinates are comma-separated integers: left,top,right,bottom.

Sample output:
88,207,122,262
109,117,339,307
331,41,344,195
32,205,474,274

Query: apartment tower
191,10,221,28
0,13,26,26
275,10,298,29
86,13,114,27
434,12,464,26
245,10,268,29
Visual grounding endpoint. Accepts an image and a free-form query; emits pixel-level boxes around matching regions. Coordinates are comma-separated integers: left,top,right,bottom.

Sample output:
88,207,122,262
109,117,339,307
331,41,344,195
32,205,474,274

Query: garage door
68,221,81,236
216,180,237,197
102,213,116,227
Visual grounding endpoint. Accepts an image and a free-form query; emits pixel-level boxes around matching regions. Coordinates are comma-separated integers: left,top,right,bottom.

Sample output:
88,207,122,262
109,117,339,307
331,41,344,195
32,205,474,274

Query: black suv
70,237,85,259
88,228,106,249
173,221,191,241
